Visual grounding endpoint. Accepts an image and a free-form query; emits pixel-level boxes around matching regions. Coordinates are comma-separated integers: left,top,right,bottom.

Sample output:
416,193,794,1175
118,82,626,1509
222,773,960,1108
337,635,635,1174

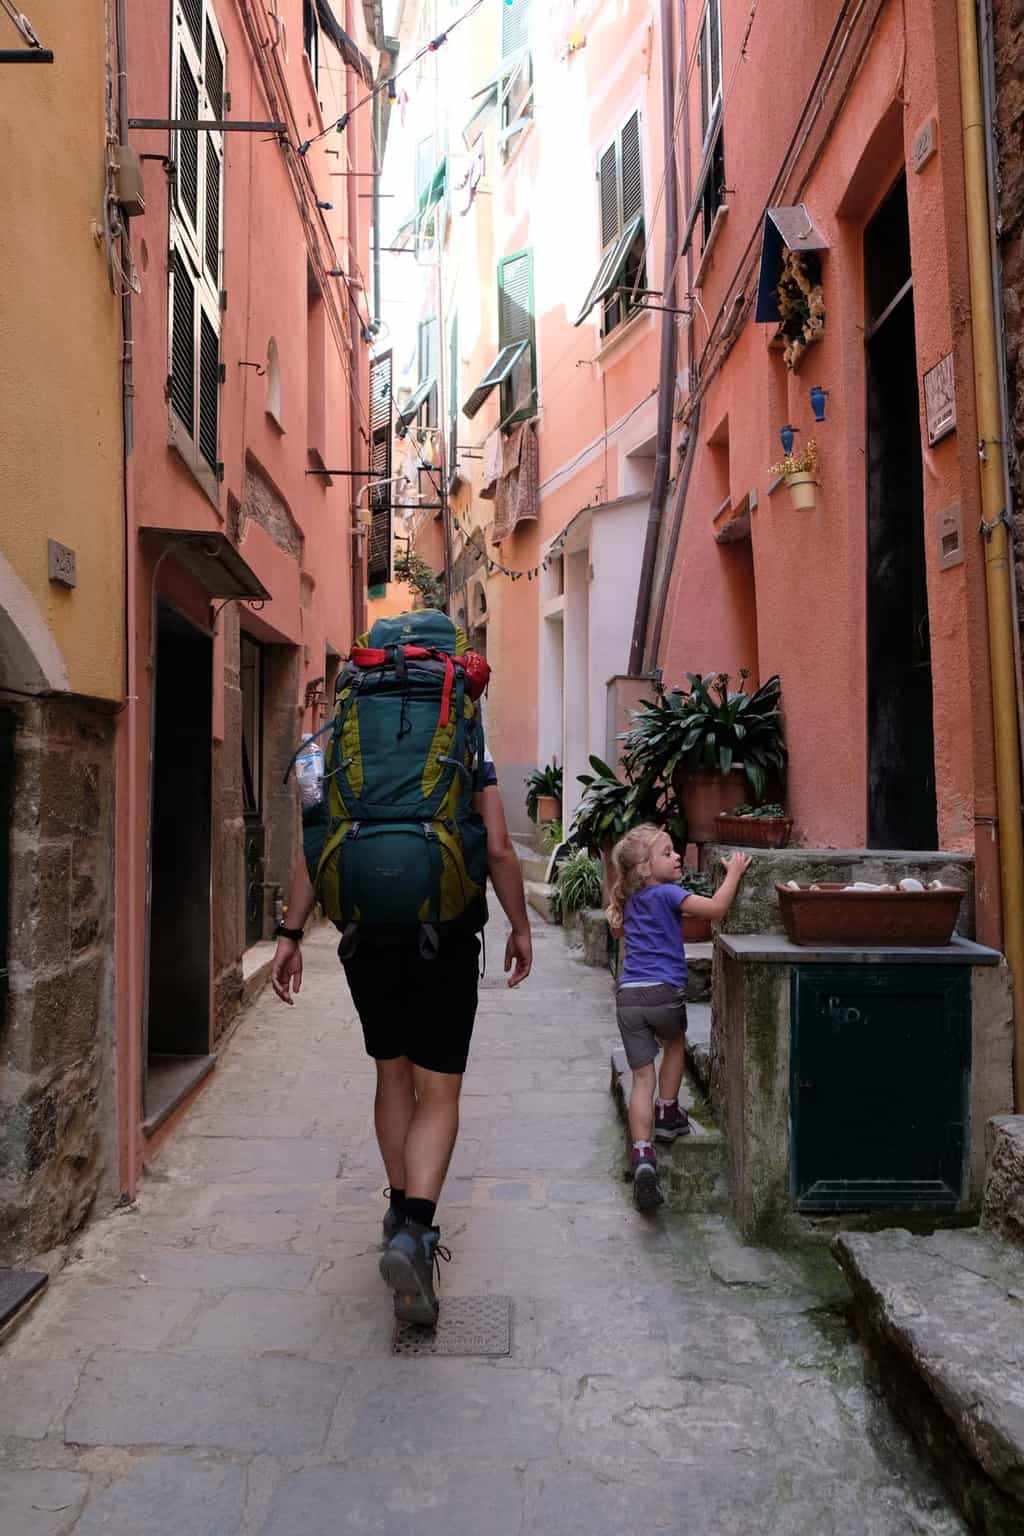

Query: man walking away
270,611,532,1326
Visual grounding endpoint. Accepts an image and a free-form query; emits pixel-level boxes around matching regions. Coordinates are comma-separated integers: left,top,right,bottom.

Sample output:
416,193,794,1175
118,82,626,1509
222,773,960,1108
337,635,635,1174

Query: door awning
140,529,271,600
755,205,829,322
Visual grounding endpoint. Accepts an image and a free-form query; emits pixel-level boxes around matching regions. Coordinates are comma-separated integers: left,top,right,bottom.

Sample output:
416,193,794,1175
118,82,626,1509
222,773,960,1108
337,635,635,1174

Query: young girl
607,825,751,1211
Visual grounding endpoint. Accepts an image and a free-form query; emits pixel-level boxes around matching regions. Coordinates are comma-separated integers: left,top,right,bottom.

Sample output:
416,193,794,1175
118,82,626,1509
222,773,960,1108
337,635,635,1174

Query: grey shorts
615,983,688,1069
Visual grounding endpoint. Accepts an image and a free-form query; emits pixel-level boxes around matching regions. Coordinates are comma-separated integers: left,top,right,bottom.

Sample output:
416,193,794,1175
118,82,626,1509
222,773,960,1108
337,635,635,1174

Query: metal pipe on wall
957,0,1024,1108
627,0,680,675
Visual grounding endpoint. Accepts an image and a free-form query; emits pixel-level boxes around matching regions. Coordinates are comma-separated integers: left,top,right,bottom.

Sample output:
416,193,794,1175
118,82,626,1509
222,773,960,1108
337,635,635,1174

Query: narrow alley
1,915,965,1534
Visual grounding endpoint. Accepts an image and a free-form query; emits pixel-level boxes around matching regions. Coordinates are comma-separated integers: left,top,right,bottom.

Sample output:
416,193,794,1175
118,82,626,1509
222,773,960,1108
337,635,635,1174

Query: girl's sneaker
654,1101,691,1142
627,1143,664,1212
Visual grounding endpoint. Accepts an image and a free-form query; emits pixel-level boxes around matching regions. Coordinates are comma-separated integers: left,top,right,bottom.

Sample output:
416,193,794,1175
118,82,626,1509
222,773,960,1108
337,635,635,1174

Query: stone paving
0,915,967,1534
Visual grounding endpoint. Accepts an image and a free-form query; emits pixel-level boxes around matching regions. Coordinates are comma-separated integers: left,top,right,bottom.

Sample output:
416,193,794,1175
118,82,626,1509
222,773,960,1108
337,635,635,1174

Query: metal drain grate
393,1294,512,1357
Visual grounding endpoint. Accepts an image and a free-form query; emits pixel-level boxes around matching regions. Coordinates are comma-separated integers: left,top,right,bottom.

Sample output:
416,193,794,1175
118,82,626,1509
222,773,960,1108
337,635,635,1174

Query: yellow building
0,1,125,1259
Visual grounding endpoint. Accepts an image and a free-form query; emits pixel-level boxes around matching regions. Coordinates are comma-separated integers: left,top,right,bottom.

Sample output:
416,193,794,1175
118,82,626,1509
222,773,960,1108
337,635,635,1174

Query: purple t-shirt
619,882,691,988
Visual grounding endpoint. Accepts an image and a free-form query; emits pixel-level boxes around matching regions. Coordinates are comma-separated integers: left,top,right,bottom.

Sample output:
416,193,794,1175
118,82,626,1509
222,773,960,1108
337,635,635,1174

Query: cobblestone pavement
0,916,965,1534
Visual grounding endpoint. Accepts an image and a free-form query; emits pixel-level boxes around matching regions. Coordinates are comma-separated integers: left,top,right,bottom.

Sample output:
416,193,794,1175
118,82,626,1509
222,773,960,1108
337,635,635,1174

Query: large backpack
302,610,490,954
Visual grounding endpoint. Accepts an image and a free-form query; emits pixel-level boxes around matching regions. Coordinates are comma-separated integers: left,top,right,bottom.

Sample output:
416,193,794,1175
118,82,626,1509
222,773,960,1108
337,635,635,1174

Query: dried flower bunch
771,438,820,479
774,249,825,369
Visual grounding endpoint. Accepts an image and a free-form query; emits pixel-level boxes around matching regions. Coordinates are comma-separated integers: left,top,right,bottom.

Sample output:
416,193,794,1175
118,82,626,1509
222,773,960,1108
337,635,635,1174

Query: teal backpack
301,610,490,955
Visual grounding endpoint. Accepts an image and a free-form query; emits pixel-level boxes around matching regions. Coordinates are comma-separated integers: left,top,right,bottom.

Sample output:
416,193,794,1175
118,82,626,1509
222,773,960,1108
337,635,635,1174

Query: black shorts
341,932,481,1075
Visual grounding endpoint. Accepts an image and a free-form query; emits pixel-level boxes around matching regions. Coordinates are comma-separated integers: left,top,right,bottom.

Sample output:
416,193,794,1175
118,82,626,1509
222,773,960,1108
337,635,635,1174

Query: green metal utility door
791,965,969,1212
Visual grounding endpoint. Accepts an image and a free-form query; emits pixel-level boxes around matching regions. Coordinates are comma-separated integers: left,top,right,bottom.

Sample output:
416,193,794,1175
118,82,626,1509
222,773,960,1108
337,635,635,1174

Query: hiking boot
379,1219,451,1327
381,1190,404,1248
627,1143,663,1212
654,1100,691,1143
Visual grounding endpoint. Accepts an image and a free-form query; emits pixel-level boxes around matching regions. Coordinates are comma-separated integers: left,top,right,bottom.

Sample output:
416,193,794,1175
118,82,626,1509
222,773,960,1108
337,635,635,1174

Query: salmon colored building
115,0,381,1194
657,0,1021,943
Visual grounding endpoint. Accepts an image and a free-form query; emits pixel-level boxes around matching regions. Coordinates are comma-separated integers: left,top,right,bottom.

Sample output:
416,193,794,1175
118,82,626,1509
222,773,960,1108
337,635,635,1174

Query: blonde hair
605,823,664,929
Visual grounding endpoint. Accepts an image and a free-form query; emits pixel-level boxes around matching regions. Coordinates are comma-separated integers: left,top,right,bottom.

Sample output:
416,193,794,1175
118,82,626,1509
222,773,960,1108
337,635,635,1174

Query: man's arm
473,786,532,986
271,858,316,1005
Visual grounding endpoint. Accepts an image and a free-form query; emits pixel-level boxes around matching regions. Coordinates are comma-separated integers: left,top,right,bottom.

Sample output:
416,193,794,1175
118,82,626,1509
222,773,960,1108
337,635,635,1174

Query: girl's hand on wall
720,852,753,879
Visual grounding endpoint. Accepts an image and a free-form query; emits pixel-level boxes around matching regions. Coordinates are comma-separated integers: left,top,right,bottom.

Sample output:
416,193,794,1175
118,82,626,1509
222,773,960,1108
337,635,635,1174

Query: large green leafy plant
570,755,687,856
621,672,787,805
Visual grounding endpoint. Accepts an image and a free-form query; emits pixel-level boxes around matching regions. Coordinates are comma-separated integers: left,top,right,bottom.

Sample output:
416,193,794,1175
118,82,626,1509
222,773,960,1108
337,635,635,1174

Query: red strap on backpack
347,643,490,725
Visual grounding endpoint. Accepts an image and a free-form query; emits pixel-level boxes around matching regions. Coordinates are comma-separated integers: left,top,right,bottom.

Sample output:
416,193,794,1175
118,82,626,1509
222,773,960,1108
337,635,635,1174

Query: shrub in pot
717,802,793,849
621,673,787,843
525,761,563,824
552,849,604,926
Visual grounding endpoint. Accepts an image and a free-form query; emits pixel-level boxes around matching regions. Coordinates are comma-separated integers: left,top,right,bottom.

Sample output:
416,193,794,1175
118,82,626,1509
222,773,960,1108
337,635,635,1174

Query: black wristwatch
274,923,304,942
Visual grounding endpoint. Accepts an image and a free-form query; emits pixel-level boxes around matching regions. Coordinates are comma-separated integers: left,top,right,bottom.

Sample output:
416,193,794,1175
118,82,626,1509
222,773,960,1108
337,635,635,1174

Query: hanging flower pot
771,438,820,511
784,471,817,510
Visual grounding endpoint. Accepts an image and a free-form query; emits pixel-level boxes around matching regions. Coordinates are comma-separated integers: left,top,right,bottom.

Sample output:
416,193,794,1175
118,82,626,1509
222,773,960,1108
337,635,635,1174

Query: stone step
685,940,713,1003
513,838,551,886
609,1045,727,1213
525,880,557,924
981,1115,1024,1243
685,1001,711,1096
834,1227,1024,1532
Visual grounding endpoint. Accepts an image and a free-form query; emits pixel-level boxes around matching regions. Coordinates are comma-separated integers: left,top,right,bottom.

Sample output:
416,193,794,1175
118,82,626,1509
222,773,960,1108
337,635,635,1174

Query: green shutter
498,249,535,425
599,142,619,248
448,317,459,484
170,250,195,436
369,350,392,586
620,112,643,225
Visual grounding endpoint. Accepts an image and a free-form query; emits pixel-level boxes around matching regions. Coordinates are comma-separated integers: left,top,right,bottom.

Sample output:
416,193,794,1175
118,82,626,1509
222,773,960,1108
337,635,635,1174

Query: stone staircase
513,837,557,925
835,1116,1024,1534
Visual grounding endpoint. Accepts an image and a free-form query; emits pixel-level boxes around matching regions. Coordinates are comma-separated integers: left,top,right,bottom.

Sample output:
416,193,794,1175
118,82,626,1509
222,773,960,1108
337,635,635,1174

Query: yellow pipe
957,0,1024,1109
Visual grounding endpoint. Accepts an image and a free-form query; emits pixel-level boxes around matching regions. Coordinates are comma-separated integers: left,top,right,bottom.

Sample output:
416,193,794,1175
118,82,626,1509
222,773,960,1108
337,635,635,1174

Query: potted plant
525,761,563,824
717,802,793,850
680,865,716,942
770,438,820,510
553,848,604,925
621,673,787,844
773,249,825,371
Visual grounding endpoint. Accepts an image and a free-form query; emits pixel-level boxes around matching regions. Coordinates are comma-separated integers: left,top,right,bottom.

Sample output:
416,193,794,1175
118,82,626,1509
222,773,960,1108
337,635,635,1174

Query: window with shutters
167,0,225,495
368,350,393,587
574,110,646,335
302,0,319,86
499,0,533,157
463,250,535,429
447,315,460,489
682,0,726,257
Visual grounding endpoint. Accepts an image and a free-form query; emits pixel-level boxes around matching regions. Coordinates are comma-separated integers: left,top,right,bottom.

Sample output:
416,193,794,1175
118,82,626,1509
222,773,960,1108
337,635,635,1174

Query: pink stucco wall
658,0,998,930
117,0,373,1189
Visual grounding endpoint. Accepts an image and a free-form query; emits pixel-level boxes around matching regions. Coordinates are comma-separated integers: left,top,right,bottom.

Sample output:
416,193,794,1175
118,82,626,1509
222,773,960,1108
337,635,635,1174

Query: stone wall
0,696,117,1262
993,0,1024,640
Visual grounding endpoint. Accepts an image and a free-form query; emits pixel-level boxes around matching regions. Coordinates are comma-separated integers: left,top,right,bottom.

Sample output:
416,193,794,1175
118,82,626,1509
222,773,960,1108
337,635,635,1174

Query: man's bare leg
403,1065,462,1205
374,1057,415,1191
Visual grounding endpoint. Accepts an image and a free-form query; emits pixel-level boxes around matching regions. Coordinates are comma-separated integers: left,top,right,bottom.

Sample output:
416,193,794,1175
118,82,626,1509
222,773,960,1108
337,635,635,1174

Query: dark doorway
865,174,937,849
145,605,213,1126
240,632,266,948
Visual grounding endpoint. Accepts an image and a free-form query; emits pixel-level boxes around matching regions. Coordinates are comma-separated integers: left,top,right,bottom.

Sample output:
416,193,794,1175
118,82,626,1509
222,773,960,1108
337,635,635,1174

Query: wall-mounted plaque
924,353,956,445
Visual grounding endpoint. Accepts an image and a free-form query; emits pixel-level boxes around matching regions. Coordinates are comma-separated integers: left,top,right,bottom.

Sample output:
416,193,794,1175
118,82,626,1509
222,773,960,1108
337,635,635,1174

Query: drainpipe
957,0,1024,1108
114,0,142,1196
628,0,679,675
645,0,695,674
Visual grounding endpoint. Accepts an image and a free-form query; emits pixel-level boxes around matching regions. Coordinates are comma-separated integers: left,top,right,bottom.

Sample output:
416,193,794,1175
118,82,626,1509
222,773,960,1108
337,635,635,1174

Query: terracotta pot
536,795,561,823
785,471,818,509
716,812,792,849
672,766,748,844
775,883,964,947
682,913,713,943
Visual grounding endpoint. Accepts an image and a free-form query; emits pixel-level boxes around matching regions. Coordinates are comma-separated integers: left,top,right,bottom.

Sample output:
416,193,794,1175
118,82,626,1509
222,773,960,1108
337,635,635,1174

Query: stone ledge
834,1227,1024,1530
704,845,976,939
718,933,1000,965
982,1116,1024,1244
525,881,557,924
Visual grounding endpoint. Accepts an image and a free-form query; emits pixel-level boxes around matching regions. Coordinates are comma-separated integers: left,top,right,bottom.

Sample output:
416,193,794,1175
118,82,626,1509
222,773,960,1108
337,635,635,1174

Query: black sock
388,1187,406,1214
403,1197,437,1229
